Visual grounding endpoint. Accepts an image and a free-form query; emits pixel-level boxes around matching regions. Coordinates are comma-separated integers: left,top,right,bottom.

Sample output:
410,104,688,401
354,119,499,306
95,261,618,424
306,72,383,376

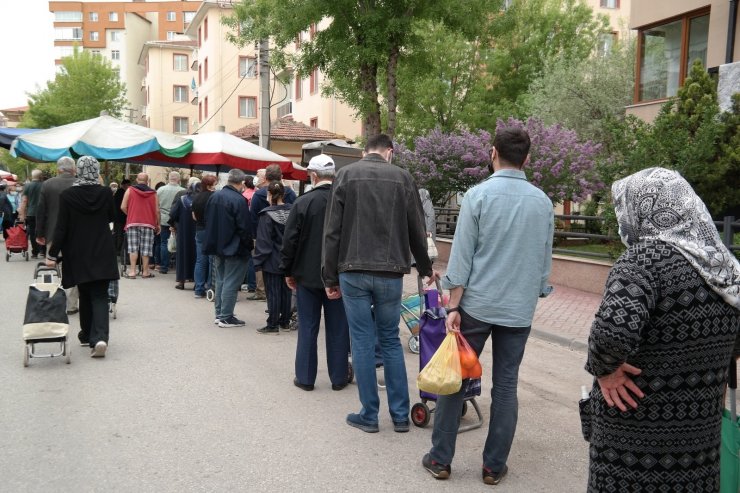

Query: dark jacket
203,185,252,257
280,184,332,289
191,189,213,230
253,203,291,275
36,173,76,243
250,185,296,235
48,184,119,288
322,154,432,287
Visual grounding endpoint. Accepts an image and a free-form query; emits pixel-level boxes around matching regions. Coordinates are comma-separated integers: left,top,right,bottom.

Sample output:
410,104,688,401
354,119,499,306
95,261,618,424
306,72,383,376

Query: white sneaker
91,341,107,358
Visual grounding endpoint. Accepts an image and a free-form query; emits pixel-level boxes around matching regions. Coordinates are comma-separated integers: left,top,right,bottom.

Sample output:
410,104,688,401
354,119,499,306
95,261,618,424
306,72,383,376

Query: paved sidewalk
403,260,603,352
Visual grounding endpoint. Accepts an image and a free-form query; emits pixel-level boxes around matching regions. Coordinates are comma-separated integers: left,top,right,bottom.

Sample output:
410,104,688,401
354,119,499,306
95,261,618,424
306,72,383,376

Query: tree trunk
360,62,381,138
385,43,400,140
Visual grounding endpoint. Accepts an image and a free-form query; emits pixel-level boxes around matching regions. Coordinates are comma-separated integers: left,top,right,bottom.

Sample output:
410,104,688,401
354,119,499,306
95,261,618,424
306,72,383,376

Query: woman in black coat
168,180,199,290
47,156,119,358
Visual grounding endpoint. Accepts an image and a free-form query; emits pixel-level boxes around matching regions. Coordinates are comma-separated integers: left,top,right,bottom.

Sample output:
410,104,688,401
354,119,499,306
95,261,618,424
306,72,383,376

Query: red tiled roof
0,106,29,112
232,116,347,142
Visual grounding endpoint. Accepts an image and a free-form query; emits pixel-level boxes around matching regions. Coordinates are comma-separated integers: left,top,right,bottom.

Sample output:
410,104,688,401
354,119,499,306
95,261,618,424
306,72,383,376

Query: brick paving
403,259,603,351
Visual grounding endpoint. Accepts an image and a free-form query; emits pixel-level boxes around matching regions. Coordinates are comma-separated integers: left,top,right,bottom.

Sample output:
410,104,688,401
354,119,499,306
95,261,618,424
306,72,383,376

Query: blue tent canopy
0,128,38,150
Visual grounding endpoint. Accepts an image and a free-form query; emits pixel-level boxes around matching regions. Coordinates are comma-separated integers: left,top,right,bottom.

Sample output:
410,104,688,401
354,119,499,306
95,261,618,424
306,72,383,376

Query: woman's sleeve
585,254,656,378
168,197,182,227
252,216,271,269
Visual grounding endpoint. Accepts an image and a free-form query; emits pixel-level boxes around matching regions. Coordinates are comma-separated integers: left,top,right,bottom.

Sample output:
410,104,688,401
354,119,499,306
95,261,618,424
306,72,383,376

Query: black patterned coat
585,241,740,492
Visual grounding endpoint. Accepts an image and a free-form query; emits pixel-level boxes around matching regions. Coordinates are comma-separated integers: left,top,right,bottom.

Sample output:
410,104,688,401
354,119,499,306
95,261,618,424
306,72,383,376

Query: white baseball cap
307,154,335,171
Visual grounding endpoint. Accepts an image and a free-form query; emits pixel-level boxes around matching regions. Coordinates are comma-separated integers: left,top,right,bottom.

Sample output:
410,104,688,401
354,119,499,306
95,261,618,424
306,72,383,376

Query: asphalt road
0,254,593,492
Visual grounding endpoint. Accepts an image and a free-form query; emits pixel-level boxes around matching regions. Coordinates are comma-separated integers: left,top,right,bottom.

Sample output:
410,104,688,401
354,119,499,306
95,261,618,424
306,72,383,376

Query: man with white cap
280,154,351,392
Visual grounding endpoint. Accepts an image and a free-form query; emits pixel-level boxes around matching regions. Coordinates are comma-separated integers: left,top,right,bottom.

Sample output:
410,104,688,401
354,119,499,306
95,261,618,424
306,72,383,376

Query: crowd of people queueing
8,126,740,490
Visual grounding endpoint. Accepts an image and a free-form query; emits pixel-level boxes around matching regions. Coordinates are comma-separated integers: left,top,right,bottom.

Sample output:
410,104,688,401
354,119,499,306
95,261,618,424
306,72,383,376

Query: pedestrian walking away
35,156,80,314
46,156,119,358
422,126,554,485
583,167,740,492
168,177,200,290
323,133,439,434
191,175,216,299
253,181,292,334
280,154,351,391
18,169,45,259
204,169,252,328
156,171,185,274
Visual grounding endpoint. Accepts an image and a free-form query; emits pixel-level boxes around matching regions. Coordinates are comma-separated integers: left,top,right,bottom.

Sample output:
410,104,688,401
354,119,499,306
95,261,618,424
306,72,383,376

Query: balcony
276,101,292,118
141,77,146,89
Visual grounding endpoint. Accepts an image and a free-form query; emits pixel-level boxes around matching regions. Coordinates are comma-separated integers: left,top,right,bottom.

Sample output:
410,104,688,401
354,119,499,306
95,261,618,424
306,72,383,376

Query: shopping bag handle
417,276,443,318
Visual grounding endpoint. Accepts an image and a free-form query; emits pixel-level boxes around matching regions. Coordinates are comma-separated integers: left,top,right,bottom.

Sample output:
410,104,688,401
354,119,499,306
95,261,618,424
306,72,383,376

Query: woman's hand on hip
598,362,644,412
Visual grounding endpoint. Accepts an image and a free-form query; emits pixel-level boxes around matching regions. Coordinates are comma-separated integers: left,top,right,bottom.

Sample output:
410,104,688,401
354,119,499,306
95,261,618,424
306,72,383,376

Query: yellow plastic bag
417,332,462,395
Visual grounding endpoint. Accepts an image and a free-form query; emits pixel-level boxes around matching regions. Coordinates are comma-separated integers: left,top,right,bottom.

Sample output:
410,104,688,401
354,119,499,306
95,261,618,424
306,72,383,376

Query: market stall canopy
301,139,363,171
0,128,38,150
0,169,19,182
9,115,193,162
135,131,307,181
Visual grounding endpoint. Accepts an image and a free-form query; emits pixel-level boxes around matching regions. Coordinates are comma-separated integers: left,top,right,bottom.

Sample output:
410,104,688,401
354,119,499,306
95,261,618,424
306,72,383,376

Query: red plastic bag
455,331,482,379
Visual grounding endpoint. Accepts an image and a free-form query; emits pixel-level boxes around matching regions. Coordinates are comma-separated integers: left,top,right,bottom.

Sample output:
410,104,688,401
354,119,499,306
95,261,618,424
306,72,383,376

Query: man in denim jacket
323,133,439,434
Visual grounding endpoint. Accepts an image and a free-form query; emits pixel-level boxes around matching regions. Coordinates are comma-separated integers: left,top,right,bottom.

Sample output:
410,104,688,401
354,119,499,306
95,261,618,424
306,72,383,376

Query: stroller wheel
347,362,354,384
461,401,468,417
411,402,430,427
24,251,29,261
206,289,215,302
5,252,9,262
408,335,420,354
23,344,29,367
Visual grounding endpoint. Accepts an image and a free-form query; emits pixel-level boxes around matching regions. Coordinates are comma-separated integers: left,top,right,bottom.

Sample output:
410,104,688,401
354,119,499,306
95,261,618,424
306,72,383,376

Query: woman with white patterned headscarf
46,156,119,358
582,167,740,492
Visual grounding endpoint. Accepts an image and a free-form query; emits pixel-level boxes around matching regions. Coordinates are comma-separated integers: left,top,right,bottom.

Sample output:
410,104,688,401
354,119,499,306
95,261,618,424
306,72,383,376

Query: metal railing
434,208,740,261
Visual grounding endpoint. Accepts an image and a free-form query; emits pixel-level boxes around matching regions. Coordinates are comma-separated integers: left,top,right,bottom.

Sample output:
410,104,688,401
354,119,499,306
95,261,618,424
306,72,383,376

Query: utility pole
258,39,270,149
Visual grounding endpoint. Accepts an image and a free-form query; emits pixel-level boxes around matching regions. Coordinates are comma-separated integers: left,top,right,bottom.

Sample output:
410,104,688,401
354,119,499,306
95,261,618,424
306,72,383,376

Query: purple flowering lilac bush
396,118,604,205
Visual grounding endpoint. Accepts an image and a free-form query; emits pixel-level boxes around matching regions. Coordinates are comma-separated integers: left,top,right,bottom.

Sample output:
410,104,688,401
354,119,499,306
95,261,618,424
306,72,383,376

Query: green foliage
22,48,127,129
0,149,45,181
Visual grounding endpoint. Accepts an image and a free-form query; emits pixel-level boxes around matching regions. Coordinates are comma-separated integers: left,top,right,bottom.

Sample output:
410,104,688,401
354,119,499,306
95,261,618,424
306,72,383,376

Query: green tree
225,0,491,139
22,48,127,129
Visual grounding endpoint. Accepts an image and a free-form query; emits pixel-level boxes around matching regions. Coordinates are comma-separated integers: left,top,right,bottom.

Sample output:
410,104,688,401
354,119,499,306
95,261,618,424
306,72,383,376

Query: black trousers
264,271,291,328
25,216,45,256
78,280,110,346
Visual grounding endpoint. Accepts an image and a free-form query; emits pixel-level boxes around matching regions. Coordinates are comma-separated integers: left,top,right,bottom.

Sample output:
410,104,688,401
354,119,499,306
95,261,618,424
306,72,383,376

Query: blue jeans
295,284,350,386
244,254,256,290
159,227,171,272
339,272,408,424
213,255,249,320
429,308,531,472
194,230,212,295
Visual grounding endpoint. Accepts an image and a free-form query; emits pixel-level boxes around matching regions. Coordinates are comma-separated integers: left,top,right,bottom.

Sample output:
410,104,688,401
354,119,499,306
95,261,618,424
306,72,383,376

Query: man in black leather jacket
322,133,439,434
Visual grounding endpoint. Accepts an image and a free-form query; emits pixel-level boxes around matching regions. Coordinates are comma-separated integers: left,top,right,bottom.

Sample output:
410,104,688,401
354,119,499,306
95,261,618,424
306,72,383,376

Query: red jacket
124,185,158,230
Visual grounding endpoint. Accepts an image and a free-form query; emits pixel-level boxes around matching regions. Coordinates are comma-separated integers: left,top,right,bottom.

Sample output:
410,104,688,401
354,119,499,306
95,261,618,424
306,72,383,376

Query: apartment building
49,1,201,124
627,0,740,121
585,0,632,55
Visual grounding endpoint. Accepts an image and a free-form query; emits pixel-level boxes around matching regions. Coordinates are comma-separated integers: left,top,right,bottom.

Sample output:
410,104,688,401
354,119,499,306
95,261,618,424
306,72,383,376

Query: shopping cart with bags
5,220,28,261
23,264,71,367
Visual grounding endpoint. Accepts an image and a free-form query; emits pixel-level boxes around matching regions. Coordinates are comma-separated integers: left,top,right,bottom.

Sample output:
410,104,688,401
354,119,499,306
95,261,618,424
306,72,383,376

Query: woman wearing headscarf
46,156,119,358
191,175,217,299
168,177,200,290
584,168,740,492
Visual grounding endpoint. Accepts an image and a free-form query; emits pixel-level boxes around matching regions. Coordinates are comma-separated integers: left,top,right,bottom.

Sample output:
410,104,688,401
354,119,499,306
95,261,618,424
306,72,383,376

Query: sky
0,0,57,109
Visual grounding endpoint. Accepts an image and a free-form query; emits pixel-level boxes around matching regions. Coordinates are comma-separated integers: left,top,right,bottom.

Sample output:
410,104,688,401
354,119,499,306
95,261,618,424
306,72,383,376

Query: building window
173,54,188,72
167,31,176,41
310,117,318,128
198,27,202,47
174,86,188,103
310,68,319,94
637,11,709,102
295,76,303,100
184,12,196,25
199,102,202,122
55,11,82,22
596,32,617,57
89,12,98,22
91,50,101,57
109,12,118,22
239,57,257,77
198,65,202,85
55,46,75,59
111,50,120,61
174,117,189,134
239,97,257,118
205,97,209,119
204,17,208,40
110,31,121,42
55,28,83,40
167,11,176,22
89,31,99,42
204,58,208,80
600,0,619,8
295,32,302,49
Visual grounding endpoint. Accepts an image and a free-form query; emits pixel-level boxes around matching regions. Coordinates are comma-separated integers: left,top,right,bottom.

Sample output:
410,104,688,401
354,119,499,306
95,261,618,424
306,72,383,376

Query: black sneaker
346,413,379,433
293,377,314,391
331,382,348,391
393,420,410,433
218,316,246,328
422,453,451,480
482,465,508,485
257,325,279,335
280,324,291,332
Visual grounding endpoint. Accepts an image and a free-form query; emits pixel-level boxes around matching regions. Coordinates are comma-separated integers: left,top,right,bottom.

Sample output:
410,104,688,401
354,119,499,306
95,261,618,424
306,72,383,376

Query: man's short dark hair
244,177,255,190
121,179,131,186
265,164,283,181
365,134,394,153
493,127,531,168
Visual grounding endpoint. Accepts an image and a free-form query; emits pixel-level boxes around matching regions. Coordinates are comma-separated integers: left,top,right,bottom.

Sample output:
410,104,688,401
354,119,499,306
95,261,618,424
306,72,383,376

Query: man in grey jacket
323,133,439,434
36,156,79,314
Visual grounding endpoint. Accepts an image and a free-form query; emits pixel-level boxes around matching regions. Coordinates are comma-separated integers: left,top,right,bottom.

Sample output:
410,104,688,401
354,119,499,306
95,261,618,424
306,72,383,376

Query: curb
531,328,588,353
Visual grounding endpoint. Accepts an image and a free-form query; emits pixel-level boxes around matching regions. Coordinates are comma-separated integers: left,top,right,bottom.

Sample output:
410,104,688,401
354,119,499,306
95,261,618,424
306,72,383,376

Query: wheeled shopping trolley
23,264,70,367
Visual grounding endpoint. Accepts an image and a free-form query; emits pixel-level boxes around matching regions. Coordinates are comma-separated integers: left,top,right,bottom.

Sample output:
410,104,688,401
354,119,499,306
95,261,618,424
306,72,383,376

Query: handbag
417,331,462,395
455,331,482,379
427,236,438,260
167,233,177,253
